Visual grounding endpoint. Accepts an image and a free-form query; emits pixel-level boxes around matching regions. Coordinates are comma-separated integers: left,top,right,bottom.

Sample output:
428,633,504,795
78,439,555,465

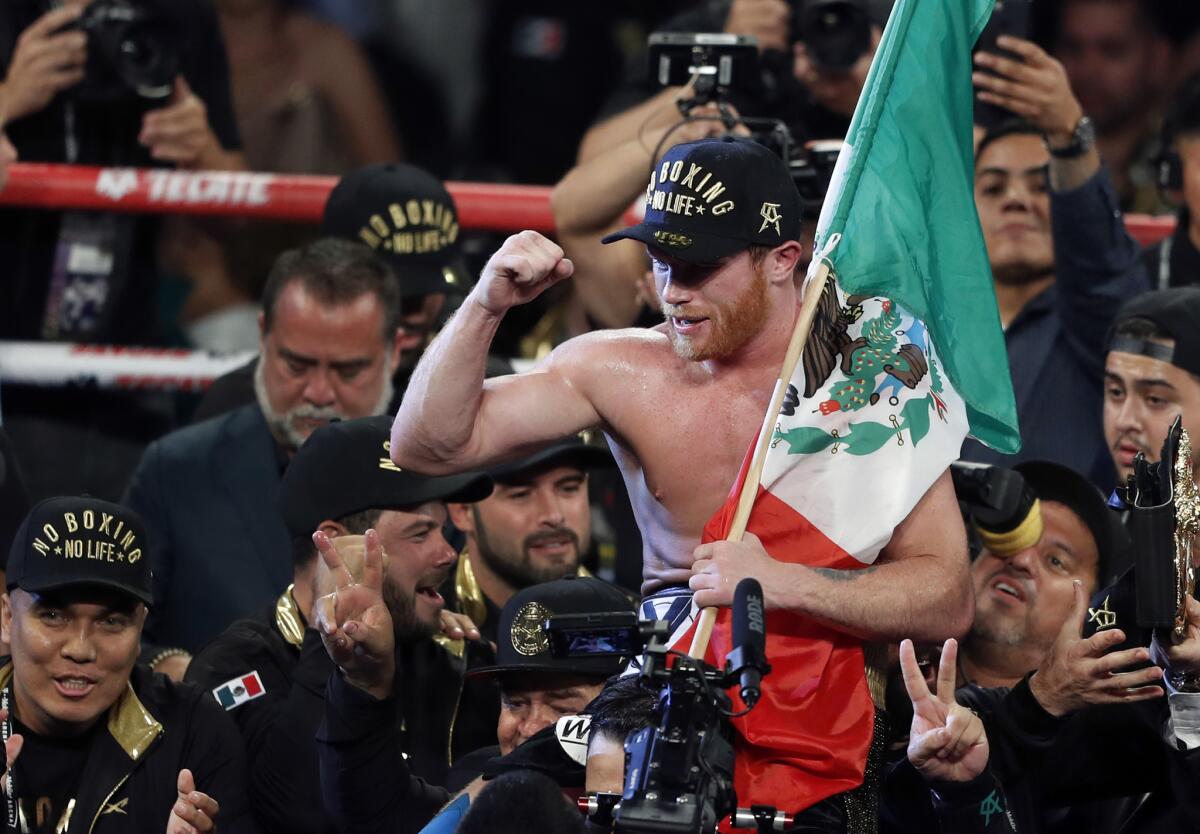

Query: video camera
951,461,1044,559
647,32,841,215
648,32,759,116
547,579,791,834
71,0,179,104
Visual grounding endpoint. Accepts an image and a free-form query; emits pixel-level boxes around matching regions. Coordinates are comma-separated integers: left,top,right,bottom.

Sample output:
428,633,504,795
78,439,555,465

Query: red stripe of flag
241,673,262,697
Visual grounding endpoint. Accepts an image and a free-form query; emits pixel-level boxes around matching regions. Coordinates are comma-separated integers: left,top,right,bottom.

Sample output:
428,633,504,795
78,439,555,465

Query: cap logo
379,440,402,473
645,161,734,217
653,230,693,249
357,199,460,256
510,601,553,657
31,511,142,565
759,202,782,235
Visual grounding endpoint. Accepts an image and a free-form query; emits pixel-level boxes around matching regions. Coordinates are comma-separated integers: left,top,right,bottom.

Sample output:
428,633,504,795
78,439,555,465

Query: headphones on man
1157,74,1200,193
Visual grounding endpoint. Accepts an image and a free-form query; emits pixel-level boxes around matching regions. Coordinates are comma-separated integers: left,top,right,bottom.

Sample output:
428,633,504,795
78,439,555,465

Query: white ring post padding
0,342,257,392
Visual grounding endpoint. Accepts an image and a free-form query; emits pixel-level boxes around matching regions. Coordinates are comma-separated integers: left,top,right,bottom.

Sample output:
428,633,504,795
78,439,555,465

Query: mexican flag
692,0,1017,814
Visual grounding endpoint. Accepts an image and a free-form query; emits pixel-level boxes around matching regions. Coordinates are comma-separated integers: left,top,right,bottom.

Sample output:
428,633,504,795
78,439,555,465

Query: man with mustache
123,238,402,668
1032,286,1200,833
1104,288,1200,487
385,135,973,825
193,163,472,423
958,461,1128,690
959,35,1148,488
444,436,612,645
185,416,498,834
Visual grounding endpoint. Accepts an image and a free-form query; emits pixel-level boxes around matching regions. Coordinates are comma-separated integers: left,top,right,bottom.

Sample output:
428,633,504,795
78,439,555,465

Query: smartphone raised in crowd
973,0,1034,130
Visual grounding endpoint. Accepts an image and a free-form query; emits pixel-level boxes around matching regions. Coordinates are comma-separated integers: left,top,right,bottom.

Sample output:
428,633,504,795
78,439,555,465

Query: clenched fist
472,231,574,316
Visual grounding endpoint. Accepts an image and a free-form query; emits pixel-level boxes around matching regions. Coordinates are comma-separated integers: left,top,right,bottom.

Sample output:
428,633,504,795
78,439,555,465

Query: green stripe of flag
814,0,1020,453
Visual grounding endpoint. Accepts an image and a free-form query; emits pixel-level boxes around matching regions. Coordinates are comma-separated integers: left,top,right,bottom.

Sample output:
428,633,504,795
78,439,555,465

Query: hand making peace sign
313,529,396,700
900,638,989,784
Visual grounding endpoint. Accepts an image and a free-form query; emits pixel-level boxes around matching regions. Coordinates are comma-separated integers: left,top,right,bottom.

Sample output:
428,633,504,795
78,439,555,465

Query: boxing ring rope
0,343,257,392
0,163,560,232
0,163,1180,391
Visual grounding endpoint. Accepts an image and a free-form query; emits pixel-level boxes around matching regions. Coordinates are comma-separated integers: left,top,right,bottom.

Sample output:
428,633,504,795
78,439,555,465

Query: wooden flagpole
687,260,832,659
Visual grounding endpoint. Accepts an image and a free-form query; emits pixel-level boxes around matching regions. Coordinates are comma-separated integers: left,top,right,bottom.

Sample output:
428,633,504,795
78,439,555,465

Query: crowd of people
1,1,1200,833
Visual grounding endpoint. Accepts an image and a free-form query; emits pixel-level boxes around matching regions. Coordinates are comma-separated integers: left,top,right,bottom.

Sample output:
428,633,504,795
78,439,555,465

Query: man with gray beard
124,238,402,671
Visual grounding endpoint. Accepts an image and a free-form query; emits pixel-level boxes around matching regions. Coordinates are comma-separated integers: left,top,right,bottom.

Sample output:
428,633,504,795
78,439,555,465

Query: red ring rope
0,162,1177,243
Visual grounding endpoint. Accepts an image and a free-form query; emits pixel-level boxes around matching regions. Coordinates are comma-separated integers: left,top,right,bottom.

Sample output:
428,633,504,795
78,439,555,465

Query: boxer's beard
254,361,394,452
662,267,769,361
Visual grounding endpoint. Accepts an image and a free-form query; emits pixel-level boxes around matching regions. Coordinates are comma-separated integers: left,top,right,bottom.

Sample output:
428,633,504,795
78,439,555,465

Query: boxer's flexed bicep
474,231,574,315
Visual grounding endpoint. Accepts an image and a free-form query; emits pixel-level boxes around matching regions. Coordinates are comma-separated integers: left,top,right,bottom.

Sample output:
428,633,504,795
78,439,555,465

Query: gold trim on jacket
0,663,162,760
275,584,305,649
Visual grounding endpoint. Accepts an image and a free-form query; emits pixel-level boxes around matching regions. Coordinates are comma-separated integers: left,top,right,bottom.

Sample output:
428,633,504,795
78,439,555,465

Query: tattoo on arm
813,565,881,582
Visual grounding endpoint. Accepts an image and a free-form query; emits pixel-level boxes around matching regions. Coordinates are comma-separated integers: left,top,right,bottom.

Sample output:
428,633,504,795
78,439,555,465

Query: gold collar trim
455,551,488,629
0,664,162,761
275,584,305,649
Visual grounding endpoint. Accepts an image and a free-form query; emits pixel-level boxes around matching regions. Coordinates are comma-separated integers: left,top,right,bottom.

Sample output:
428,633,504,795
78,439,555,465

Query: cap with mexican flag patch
212,671,265,711
602,136,802,264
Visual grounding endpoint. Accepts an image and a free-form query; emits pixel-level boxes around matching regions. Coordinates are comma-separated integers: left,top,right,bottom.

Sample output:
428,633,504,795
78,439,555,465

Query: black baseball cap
1109,288,1200,377
602,136,803,264
1014,461,1131,586
487,435,613,483
280,416,494,538
321,164,467,298
7,497,153,605
469,576,633,679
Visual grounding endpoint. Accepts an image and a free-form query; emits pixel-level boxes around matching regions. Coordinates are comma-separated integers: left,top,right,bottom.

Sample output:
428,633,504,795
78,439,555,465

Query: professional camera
648,32,759,114
786,139,840,213
950,461,1044,559
646,31,847,213
548,579,790,834
73,0,179,104
791,0,873,72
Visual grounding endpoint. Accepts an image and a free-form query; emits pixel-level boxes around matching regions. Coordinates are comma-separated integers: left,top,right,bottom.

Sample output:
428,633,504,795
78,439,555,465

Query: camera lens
71,1,178,103
117,18,177,100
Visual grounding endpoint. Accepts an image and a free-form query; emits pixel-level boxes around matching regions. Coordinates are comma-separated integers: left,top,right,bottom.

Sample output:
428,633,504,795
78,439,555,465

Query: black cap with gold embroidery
321,164,467,298
7,497,153,604
469,576,633,680
601,136,803,264
280,416,494,538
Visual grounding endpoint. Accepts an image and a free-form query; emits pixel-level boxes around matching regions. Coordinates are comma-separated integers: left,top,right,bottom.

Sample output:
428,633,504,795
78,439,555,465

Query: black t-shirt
8,717,98,834
0,0,241,344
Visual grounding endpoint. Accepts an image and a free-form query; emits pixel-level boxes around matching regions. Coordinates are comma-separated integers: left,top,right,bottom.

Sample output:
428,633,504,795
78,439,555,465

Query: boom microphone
727,578,769,708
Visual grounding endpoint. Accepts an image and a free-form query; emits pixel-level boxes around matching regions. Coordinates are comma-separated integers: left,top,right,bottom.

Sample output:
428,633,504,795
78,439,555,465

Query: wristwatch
1168,668,1200,693
1046,115,1095,159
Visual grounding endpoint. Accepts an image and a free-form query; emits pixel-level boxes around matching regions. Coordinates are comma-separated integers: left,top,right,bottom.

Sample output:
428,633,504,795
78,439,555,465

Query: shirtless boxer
389,137,972,824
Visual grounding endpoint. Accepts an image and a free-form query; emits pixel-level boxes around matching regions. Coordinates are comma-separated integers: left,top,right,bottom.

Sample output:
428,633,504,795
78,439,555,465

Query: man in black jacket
0,496,256,832
315,559,631,834
185,415,499,834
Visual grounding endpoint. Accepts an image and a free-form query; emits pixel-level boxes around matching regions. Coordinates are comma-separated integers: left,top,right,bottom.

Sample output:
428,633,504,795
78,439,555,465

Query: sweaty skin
392,231,970,642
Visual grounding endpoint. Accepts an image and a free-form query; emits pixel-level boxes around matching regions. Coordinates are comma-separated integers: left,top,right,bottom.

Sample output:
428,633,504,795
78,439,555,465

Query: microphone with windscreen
726,577,770,708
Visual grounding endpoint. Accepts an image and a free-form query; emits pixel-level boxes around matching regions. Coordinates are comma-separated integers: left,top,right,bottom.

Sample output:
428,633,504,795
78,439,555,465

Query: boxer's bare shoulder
540,323,779,589
536,324,689,416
